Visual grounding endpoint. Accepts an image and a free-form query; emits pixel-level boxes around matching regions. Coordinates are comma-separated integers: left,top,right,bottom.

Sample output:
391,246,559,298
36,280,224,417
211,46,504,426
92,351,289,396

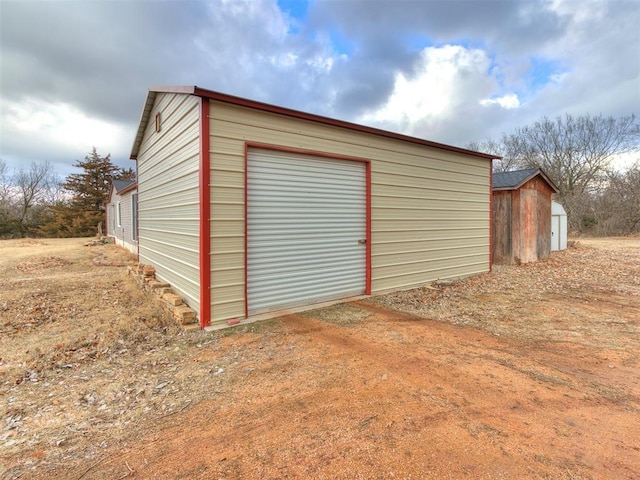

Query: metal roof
130,85,501,162
493,167,559,193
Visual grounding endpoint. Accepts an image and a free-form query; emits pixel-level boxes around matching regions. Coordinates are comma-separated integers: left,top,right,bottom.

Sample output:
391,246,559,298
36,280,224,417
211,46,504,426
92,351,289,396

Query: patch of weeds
207,318,284,338
533,453,555,467
463,422,505,439
301,303,370,327
590,382,627,401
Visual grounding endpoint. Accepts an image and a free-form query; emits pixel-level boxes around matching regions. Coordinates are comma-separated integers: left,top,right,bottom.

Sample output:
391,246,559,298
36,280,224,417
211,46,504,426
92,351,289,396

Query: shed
551,201,568,251
105,178,138,254
130,86,498,329
492,167,559,265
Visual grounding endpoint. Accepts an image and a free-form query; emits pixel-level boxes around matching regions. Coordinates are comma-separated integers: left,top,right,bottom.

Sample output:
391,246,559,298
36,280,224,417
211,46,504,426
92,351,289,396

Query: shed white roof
552,201,566,216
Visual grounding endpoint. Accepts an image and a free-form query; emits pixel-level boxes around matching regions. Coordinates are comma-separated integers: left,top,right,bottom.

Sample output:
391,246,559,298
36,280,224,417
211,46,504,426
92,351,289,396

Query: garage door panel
247,148,367,315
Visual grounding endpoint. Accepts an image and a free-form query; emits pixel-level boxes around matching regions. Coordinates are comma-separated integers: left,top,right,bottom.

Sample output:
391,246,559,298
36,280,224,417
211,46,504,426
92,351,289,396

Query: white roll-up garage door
247,148,367,315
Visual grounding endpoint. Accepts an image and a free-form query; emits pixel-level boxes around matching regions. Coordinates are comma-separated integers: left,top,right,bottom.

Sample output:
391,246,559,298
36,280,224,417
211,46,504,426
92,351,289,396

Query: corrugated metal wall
136,93,201,315
247,148,366,315
551,202,567,251
207,101,490,326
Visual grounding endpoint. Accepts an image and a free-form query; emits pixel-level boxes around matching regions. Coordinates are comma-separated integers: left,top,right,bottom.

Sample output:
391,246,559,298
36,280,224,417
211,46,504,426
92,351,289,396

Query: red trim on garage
244,142,372,316
244,142,250,319
145,86,498,162
365,161,371,295
199,98,211,328
489,164,494,271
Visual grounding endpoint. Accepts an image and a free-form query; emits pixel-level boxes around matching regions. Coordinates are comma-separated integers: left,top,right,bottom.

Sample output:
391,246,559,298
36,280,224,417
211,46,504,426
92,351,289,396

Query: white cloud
1,98,130,171
359,45,495,134
2,99,128,152
0,0,637,174
480,93,521,109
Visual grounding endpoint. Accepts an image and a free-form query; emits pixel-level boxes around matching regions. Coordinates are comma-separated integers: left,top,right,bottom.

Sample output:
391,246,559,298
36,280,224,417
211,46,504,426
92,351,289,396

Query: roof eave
493,168,560,193
192,86,500,161
131,85,500,162
516,169,560,193
118,181,138,195
130,90,159,160
537,170,560,193
104,183,115,205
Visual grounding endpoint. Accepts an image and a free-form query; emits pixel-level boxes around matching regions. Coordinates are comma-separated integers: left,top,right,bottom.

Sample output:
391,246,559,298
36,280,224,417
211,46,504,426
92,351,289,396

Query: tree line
468,113,640,236
2,113,639,239
0,148,133,238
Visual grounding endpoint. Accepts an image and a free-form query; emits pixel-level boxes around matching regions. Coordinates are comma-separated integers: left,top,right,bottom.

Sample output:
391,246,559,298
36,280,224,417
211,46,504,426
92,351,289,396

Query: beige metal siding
136,93,201,315
207,101,490,326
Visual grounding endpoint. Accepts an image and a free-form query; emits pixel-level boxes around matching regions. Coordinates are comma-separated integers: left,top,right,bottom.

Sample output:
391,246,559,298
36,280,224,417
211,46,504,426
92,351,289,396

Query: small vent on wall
155,113,161,132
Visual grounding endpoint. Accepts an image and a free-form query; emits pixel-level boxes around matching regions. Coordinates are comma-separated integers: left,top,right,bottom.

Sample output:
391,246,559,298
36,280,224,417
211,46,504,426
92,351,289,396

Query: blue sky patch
327,28,355,56
277,0,310,19
528,57,565,91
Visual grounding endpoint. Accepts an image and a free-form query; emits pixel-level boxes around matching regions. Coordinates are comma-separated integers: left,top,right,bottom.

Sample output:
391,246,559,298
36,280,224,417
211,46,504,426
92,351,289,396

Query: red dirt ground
1,237,639,479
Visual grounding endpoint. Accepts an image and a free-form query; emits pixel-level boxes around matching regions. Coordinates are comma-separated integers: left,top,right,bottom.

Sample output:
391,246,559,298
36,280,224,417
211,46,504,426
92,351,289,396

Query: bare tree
473,114,640,232
0,159,16,236
510,114,640,201
592,162,640,235
0,158,9,205
0,160,60,237
467,135,534,173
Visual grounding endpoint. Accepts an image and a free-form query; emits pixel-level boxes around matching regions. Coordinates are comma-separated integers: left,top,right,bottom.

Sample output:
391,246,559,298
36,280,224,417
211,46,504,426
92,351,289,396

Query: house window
117,201,122,228
131,194,138,241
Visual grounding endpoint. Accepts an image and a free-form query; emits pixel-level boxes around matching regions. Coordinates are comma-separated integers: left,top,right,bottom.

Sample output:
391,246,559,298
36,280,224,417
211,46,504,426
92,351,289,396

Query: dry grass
375,238,640,349
1,237,639,480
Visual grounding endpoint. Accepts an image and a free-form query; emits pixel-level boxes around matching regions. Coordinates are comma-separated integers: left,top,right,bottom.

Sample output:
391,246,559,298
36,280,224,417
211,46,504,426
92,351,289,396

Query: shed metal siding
551,201,568,251
207,101,490,326
136,93,201,315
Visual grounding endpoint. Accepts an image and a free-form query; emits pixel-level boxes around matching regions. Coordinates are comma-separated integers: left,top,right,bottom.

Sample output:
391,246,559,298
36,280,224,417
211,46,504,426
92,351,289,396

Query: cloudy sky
1,0,639,178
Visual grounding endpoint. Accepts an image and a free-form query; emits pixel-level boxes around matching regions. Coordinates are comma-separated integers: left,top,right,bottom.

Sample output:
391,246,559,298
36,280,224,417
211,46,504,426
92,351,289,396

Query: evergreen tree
40,148,130,237
119,167,136,180
64,147,119,214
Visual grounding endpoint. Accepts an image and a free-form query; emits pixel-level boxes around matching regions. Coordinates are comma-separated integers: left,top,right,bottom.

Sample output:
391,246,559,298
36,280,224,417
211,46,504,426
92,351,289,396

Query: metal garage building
130,86,497,329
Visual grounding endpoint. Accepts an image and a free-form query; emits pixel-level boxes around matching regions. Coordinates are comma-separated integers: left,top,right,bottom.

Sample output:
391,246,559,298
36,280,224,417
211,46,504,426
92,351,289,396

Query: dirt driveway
1,238,639,479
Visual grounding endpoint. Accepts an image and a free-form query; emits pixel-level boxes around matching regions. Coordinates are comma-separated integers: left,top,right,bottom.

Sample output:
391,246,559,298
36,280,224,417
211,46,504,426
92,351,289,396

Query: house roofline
130,85,501,161
493,168,559,193
118,181,138,195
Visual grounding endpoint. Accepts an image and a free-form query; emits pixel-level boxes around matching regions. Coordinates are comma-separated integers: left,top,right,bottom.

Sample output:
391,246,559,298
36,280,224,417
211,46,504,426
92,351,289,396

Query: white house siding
107,203,116,236
207,101,490,326
136,93,201,316
119,191,137,254
105,192,136,254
